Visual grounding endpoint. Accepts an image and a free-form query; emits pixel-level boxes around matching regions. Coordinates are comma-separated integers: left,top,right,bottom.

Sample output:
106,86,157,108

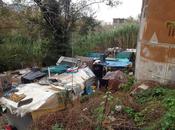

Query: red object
4,125,13,130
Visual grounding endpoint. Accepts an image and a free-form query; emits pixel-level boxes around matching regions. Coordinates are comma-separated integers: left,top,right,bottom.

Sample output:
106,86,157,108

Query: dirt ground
31,91,138,130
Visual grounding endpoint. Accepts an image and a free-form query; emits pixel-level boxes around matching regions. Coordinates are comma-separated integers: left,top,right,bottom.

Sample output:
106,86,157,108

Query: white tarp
51,67,95,89
0,83,58,117
0,67,95,117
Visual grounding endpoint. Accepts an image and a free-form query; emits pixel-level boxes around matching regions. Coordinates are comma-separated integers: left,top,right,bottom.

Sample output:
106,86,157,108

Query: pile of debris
0,49,136,130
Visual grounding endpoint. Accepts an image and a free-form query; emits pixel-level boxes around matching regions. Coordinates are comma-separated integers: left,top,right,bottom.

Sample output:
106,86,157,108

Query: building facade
135,0,175,85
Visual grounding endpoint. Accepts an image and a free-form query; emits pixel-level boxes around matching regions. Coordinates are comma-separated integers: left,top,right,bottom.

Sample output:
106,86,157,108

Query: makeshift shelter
0,83,66,130
50,67,95,96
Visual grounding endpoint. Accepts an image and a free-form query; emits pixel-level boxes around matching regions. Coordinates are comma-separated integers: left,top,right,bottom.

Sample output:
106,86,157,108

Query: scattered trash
82,108,88,111
42,65,69,74
50,67,95,97
84,86,93,95
21,68,46,83
108,115,116,122
56,56,79,66
0,53,135,130
115,105,122,112
4,125,17,130
66,67,78,73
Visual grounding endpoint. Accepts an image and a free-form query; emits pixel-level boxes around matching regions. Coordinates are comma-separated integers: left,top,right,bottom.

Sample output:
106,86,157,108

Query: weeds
93,91,114,129
123,107,144,126
73,23,139,56
120,75,135,92
52,124,64,130
0,35,49,72
130,86,175,130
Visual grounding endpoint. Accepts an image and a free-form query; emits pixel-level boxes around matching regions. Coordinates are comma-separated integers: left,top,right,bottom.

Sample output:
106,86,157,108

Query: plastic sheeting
51,67,95,95
0,83,59,117
105,60,132,68
42,65,69,74
116,51,133,59
0,67,95,117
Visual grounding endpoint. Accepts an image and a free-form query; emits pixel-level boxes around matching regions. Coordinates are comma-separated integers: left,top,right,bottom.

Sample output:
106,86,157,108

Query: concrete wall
135,0,175,85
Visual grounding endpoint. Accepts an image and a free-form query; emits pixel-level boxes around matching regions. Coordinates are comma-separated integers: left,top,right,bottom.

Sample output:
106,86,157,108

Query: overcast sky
3,0,143,23
94,0,142,23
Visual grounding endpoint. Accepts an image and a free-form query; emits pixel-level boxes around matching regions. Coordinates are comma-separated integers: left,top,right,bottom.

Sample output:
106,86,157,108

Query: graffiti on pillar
166,21,175,37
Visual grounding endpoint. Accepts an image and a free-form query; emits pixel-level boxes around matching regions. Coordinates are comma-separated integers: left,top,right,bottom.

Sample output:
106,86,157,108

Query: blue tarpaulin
100,58,131,68
105,60,131,67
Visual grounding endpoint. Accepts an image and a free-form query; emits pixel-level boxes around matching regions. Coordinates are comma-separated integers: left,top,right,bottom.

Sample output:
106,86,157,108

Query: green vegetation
73,23,139,56
124,87,175,130
123,106,145,126
52,124,64,130
1,0,137,72
93,91,114,129
119,75,135,92
0,35,48,71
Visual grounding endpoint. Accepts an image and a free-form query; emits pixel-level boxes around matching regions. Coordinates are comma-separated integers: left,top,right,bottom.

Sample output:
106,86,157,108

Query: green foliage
134,87,166,104
73,23,139,56
93,92,114,127
123,107,144,126
80,95,90,103
160,94,175,130
52,124,64,130
123,107,136,118
94,105,105,123
0,4,50,72
160,111,175,130
120,75,135,92
0,35,49,72
132,87,175,129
